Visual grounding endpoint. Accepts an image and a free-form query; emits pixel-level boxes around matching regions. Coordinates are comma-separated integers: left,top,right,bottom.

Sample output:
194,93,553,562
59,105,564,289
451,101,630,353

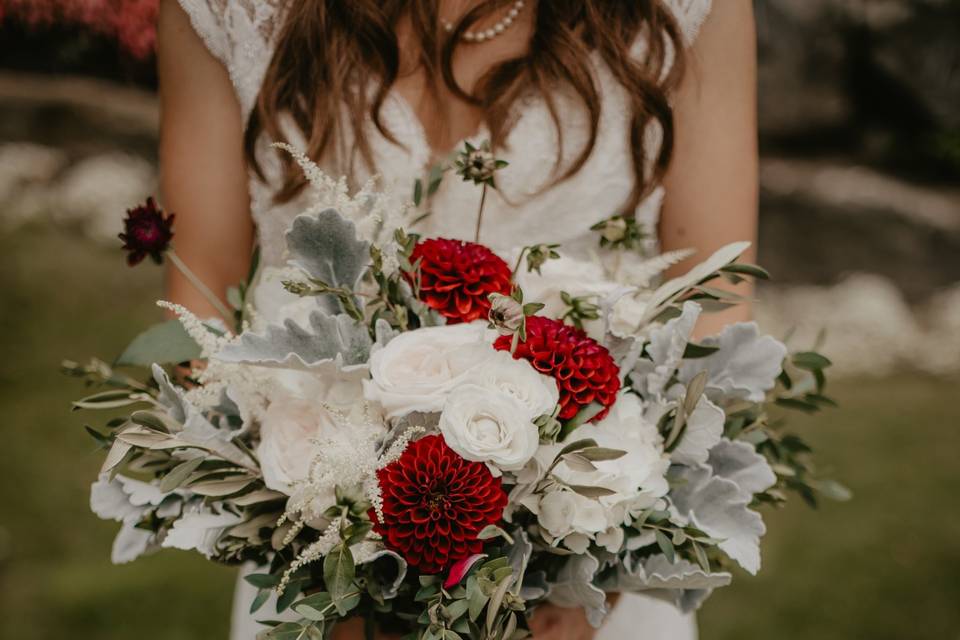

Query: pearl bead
444,0,525,44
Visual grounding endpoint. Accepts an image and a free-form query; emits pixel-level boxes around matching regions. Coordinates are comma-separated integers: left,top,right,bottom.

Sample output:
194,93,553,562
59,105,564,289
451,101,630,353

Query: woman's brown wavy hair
245,0,686,212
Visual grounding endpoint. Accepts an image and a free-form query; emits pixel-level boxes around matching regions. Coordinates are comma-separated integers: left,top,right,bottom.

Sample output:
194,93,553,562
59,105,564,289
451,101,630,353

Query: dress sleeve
664,0,713,46
176,0,232,67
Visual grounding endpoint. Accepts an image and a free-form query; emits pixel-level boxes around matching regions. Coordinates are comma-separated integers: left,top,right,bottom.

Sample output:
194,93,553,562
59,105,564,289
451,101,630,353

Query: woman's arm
659,0,759,337
158,0,254,318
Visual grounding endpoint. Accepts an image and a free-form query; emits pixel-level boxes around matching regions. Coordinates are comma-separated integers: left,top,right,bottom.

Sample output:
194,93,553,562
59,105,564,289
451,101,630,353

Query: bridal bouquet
69,145,844,639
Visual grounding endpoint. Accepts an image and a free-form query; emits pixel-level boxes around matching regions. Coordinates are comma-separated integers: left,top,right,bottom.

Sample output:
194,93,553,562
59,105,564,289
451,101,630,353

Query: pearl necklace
441,0,526,43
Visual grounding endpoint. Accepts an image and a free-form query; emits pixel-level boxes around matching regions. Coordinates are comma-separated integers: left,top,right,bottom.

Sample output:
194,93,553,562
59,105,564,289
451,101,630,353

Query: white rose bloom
463,350,559,418
534,392,670,538
538,490,579,539
439,383,540,474
364,322,495,418
258,370,383,512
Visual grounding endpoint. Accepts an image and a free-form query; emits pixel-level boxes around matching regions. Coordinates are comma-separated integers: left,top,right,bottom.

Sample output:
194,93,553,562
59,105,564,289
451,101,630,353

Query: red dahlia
494,316,621,422
371,435,507,574
119,197,175,266
406,238,512,324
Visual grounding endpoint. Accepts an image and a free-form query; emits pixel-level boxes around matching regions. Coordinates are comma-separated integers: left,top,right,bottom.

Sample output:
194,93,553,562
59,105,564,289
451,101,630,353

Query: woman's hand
528,604,597,640
527,596,619,640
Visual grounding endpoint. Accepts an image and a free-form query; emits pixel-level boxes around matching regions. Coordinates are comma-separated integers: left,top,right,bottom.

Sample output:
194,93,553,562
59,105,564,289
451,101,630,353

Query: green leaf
413,179,423,206
577,447,628,462
116,320,201,367
477,525,513,543
655,530,676,563
84,426,112,448
323,544,358,616
276,579,303,613
559,402,605,439
188,476,254,496
159,456,205,492
812,479,853,502
244,573,280,589
720,263,770,280
692,541,710,573
568,484,617,499
466,576,488,621
775,398,821,413
427,164,445,195
445,600,470,622
292,592,333,621
556,438,599,458
792,351,833,371
250,588,271,614
682,342,721,359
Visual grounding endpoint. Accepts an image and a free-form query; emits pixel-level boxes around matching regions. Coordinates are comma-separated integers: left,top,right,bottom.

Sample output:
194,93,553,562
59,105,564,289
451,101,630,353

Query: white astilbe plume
274,419,423,593
156,300,277,418
156,300,229,358
272,143,413,252
277,517,343,595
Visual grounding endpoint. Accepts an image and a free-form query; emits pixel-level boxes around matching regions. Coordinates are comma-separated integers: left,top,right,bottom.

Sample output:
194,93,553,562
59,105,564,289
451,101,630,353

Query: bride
157,0,757,638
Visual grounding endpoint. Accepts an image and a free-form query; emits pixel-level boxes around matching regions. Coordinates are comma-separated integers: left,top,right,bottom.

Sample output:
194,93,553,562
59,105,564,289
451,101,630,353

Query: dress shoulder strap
176,0,286,117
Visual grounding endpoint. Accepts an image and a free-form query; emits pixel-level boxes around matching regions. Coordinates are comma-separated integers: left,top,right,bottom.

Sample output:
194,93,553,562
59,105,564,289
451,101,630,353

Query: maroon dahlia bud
494,316,621,423
370,435,508,574
405,237,513,324
119,197,175,266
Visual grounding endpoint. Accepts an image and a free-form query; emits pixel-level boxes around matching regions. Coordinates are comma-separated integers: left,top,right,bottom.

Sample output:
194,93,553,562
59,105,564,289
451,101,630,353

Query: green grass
1,226,958,639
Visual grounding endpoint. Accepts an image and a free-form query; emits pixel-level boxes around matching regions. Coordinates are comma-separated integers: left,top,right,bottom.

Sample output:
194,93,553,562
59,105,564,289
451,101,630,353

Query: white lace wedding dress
176,1,713,637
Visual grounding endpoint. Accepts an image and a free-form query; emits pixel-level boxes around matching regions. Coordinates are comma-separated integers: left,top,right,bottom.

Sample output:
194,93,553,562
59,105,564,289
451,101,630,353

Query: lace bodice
177,0,713,267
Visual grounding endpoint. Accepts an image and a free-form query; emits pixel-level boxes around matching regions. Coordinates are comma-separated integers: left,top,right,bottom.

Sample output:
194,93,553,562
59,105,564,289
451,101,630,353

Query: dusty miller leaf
286,209,370,290
217,311,385,369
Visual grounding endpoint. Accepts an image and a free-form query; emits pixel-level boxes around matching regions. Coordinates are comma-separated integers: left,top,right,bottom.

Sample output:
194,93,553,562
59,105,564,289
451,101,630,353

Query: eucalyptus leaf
188,476,255,497
159,456,205,492
577,447,628,462
116,319,202,367
324,544,358,616
568,484,617,499
655,530,676,564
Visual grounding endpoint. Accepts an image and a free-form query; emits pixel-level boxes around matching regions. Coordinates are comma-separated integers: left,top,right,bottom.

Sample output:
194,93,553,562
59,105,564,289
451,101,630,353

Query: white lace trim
666,0,714,45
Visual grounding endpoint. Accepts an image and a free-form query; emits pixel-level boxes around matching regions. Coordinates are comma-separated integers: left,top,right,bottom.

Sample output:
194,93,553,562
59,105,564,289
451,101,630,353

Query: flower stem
474,183,488,243
168,249,235,326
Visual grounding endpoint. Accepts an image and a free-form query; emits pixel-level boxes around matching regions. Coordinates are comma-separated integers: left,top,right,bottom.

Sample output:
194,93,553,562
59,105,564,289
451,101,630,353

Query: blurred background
0,1,958,638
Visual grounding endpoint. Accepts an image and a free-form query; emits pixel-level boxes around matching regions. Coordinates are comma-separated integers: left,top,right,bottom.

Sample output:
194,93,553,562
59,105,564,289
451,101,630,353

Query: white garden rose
531,392,670,541
363,322,495,418
257,370,383,509
439,383,540,474
536,489,608,542
563,392,670,506
463,350,559,418
537,490,578,538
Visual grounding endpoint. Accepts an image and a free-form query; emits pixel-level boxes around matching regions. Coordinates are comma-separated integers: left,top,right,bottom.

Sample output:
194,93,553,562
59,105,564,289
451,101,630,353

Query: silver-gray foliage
286,209,370,290
546,553,608,628
610,554,732,613
216,312,395,370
